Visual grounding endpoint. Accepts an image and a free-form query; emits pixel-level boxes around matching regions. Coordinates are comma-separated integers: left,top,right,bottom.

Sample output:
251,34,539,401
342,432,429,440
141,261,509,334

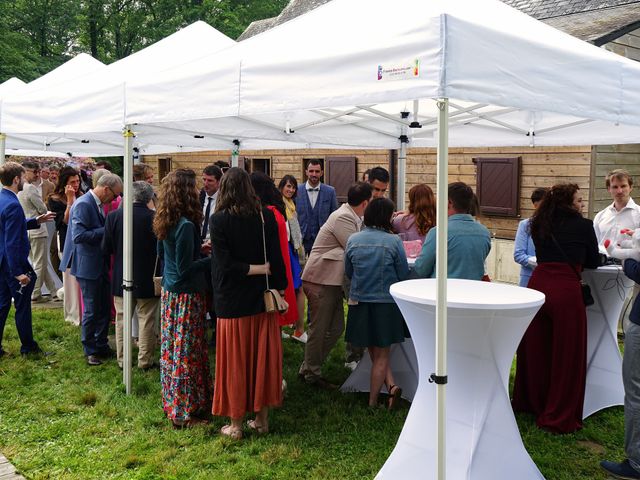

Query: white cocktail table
376,279,545,480
582,265,633,418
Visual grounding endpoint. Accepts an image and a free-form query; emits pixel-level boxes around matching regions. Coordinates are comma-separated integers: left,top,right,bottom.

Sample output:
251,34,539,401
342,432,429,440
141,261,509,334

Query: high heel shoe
387,385,402,410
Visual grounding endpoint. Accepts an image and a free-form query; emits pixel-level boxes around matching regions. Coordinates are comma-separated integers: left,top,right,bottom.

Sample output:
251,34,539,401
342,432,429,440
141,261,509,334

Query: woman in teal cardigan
154,169,211,428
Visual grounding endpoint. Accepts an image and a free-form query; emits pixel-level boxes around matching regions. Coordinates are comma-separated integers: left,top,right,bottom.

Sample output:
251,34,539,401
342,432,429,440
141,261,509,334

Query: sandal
220,424,243,440
387,385,403,410
172,417,209,429
246,419,269,435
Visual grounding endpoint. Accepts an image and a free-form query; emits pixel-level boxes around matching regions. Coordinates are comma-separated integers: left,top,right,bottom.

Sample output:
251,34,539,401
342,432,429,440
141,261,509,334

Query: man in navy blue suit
296,160,339,255
60,173,123,366
0,162,54,357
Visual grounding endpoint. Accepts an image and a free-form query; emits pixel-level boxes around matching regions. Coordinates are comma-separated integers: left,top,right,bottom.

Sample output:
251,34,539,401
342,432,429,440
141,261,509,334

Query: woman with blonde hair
211,167,287,439
154,169,212,428
392,183,436,242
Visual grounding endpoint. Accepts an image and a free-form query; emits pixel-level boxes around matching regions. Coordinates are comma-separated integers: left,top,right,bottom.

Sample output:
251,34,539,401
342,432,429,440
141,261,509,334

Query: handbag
153,255,162,297
550,234,595,306
260,211,288,314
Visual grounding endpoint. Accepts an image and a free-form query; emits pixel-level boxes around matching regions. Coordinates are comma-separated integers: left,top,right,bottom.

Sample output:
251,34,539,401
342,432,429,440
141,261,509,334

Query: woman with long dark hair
211,168,287,439
153,169,212,428
278,174,307,341
512,183,599,433
48,166,83,324
345,198,410,408
392,183,436,242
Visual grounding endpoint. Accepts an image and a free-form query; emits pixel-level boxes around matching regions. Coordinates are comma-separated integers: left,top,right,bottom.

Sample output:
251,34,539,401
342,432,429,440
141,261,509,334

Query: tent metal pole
435,98,449,480
0,133,6,165
397,112,409,210
122,126,134,395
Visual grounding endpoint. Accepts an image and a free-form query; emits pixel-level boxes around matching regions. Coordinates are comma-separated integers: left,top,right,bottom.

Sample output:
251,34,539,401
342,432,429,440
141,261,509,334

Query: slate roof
238,0,640,44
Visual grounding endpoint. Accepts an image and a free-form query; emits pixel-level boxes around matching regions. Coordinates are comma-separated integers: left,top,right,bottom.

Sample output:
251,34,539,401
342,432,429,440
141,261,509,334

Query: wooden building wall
144,144,593,240
591,144,640,217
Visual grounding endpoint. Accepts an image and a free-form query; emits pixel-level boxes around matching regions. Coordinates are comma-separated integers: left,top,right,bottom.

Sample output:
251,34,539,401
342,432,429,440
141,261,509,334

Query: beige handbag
153,255,162,297
260,212,288,314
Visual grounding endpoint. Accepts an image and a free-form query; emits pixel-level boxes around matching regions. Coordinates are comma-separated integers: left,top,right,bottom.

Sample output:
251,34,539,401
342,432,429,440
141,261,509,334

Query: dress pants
77,275,111,357
114,296,159,368
0,273,39,354
28,236,57,298
62,269,82,325
624,322,640,471
299,281,344,380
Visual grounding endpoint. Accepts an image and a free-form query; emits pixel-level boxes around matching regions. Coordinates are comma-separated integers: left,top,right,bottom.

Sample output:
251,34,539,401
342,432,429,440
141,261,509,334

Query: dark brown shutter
325,156,356,203
474,157,521,217
158,157,172,182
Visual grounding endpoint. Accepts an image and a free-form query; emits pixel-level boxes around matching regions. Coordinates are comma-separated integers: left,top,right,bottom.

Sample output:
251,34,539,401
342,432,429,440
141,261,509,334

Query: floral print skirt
160,289,212,422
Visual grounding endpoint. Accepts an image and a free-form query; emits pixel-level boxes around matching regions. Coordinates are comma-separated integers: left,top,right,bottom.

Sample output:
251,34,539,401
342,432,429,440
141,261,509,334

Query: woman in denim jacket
345,198,410,408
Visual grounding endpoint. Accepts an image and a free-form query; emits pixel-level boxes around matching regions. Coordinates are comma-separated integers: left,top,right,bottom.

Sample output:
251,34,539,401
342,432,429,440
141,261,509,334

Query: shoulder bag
261,211,288,314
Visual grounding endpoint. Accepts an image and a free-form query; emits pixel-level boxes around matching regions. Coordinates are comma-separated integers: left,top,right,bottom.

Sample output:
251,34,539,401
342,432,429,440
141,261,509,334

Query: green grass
0,308,627,479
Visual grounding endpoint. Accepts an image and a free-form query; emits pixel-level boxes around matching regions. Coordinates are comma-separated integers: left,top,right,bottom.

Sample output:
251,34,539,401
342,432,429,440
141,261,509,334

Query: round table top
390,279,545,310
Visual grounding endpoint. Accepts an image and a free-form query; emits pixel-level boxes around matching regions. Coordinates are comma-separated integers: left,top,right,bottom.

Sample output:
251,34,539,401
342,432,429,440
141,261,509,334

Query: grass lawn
0,307,627,479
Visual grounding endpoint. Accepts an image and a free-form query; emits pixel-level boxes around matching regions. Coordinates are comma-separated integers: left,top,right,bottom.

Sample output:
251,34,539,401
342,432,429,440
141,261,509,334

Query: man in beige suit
18,162,59,302
299,182,372,388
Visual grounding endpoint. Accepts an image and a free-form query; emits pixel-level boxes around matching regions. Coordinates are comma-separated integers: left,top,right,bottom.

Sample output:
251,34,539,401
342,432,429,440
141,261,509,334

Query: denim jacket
345,227,410,303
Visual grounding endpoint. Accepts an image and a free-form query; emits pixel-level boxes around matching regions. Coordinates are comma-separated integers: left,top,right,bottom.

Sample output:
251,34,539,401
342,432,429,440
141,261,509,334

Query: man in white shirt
594,169,640,250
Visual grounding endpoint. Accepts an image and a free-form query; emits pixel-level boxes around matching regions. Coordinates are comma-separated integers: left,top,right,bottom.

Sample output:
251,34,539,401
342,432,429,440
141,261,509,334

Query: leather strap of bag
153,255,160,277
550,233,582,281
260,210,270,290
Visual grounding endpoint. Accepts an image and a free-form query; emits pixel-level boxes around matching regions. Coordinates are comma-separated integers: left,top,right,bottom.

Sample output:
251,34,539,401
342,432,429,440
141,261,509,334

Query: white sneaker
281,331,290,339
291,331,308,344
344,361,358,371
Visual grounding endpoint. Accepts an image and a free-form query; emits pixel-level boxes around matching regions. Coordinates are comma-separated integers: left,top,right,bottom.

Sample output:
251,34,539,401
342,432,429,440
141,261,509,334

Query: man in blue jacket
60,173,122,366
296,160,338,255
414,182,491,280
0,162,54,357
601,258,640,479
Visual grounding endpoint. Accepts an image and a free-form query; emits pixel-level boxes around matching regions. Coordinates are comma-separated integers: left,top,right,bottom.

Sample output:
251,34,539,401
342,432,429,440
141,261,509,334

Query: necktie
201,196,212,239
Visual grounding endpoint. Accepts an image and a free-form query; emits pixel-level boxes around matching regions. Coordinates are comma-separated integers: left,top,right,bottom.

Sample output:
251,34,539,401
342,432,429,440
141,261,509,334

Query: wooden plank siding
144,145,594,240
591,144,640,217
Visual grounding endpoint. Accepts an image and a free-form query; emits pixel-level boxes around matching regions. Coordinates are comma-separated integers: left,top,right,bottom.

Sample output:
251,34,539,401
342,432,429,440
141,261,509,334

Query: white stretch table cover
377,279,545,480
582,265,634,418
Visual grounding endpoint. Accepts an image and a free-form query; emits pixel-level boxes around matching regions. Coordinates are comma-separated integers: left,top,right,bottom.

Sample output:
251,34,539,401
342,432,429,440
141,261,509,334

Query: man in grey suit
299,182,372,388
61,173,123,366
295,160,339,255
18,161,58,302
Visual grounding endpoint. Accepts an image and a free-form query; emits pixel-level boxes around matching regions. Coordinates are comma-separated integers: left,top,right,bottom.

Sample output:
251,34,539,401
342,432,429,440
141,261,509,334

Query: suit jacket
199,188,217,240
41,179,55,203
60,191,106,280
18,183,48,239
295,182,338,251
102,202,157,298
301,203,361,286
0,189,36,278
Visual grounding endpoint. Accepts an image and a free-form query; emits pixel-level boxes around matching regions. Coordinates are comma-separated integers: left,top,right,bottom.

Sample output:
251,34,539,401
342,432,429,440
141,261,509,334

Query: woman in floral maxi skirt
154,169,212,428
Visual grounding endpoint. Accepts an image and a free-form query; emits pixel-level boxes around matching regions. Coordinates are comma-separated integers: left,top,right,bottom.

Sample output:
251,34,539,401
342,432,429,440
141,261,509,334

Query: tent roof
0,78,27,98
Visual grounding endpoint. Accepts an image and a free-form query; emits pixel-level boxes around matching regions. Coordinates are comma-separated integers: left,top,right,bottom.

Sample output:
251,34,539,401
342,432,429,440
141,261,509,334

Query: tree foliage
0,0,289,84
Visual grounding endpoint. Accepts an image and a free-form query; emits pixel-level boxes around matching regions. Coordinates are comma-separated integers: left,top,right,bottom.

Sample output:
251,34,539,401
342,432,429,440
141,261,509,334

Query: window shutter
474,157,521,217
325,156,356,203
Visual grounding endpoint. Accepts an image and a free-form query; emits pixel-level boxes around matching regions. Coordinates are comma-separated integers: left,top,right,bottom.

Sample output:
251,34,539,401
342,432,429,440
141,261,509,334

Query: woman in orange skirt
210,168,288,439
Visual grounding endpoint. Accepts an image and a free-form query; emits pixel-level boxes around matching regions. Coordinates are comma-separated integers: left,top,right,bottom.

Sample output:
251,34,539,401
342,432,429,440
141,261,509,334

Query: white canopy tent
121,1,640,479
4,0,640,477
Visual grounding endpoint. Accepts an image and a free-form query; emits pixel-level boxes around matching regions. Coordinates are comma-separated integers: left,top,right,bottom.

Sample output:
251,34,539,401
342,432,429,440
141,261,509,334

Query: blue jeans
624,322,640,472
0,272,39,354
77,276,111,356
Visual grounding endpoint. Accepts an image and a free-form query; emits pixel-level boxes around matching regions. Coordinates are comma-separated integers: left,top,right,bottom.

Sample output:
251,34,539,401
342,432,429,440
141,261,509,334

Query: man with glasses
0,162,54,357
61,173,123,366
